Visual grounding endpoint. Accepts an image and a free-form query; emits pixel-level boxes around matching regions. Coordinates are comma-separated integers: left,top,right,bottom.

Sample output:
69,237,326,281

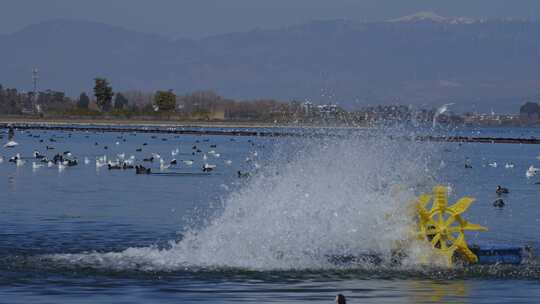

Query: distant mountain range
1,12,540,112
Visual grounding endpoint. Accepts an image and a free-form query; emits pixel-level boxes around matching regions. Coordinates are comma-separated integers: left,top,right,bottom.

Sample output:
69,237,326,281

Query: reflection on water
6,174,16,192
408,281,467,304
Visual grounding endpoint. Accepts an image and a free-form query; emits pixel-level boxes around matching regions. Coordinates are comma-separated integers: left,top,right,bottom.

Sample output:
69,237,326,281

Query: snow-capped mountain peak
389,11,476,24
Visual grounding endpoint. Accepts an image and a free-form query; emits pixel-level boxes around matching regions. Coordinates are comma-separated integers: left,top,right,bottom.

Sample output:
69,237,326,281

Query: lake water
1,126,540,303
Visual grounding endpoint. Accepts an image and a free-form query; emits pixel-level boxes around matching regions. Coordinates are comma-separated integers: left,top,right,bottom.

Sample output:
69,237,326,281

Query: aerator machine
414,186,530,266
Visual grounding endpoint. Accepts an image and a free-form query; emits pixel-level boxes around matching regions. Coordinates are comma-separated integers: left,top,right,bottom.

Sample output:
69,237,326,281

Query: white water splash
51,132,441,271
432,103,454,129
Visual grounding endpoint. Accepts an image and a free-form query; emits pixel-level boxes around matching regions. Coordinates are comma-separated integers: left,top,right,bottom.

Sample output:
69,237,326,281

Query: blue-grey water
1,126,540,303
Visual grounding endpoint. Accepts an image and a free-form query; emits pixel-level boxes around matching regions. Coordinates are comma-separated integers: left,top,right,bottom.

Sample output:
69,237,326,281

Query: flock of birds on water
2,126,540,209
463,154,540,208
1,126,261,179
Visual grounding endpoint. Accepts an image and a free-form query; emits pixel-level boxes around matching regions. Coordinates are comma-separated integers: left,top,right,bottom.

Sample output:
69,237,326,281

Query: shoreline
2,118,540,144
0,117,352,138
0,116,365,130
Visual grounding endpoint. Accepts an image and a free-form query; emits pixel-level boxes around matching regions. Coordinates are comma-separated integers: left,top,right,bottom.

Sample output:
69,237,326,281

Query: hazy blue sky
2,0,540,37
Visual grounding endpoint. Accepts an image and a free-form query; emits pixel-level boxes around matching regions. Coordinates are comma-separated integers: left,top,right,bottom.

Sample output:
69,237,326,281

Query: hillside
1,14,540,112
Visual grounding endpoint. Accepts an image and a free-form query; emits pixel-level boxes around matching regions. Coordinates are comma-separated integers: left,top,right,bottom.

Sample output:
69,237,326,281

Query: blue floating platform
326,245,530,266
471,245,525,265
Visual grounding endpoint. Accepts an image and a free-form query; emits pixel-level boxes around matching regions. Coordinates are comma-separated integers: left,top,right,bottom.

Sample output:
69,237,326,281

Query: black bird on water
493,198,505,208
237,171,250,178
135,165,151,174
202,164,216,172
335,294,346,304
108,163,122,170
496,185,509,195
33,151,45,159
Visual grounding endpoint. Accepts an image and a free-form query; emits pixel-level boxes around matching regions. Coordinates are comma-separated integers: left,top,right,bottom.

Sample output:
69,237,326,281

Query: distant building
19,91,35,114
209,105,225,120
302,101,313,116
317,104,338,114
463,113,520,126
360,105,412,122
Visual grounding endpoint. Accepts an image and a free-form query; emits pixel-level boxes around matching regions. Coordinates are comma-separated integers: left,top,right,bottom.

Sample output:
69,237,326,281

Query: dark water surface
1,126,540,303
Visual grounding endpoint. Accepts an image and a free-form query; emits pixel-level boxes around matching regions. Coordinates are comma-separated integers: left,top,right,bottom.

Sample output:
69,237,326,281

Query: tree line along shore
0,78,363,125
1,77,538,127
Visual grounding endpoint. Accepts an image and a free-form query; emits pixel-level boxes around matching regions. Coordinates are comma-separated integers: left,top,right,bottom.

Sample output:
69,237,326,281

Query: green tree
153,90,176,112
127,103,140,113
114,93,128,110
77,92,90,109
520,102,540,118
93,78,114,112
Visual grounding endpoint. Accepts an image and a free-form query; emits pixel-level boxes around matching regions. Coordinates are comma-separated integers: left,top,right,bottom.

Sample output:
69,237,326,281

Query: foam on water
50,131,445,271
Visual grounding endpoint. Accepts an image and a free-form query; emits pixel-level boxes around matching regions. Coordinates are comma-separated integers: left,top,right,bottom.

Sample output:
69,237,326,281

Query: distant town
0,78,539,127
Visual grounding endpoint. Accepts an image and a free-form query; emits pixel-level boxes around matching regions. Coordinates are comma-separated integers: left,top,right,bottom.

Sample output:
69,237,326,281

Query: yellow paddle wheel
414,186,488,266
